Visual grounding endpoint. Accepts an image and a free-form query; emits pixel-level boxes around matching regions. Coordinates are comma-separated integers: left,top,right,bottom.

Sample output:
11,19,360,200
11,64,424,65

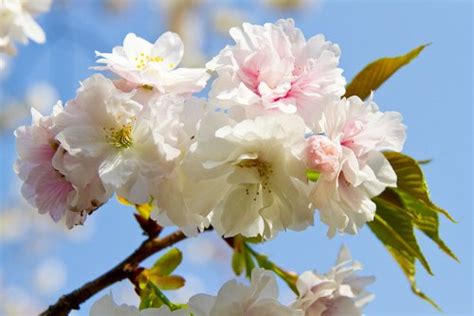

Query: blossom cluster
90,246,373,316
0,0,52,55
15,19,406,238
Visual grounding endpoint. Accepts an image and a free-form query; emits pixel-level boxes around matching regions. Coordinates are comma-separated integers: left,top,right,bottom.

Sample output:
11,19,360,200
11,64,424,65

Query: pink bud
306,135,341,175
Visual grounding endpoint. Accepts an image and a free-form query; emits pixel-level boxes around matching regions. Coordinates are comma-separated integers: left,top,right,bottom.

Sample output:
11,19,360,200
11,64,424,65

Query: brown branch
40,230,187,316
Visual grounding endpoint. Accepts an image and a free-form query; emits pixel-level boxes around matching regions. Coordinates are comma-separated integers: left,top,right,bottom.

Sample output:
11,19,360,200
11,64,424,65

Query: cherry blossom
207,19,345,122
95,32,210,94
0,0,52,55
292,245,374,316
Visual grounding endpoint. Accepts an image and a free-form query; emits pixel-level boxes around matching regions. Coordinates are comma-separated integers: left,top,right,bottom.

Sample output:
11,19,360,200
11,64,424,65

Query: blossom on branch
183,113,313,239
14,103,110,228
292,245,375,315
189,268,303,316
207,18,345,122
95,32,210,94
306,96,406,237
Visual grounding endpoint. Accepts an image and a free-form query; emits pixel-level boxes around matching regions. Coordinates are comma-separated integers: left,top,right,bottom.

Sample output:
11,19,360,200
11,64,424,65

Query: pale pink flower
207,19,345,122
14,103,109,227
55,74,183,205
305,135,341,176
310,96,406,237
292,245,375,316
95,32,210,94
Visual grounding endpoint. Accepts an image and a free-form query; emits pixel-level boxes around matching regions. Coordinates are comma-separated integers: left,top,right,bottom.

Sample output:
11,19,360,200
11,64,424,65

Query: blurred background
0,0,472,315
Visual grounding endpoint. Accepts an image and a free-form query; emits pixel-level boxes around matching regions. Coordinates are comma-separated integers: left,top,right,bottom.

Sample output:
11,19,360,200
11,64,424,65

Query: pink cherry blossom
207,19,345,122
311,96,406,237
14,103,110,227
305,135,341,177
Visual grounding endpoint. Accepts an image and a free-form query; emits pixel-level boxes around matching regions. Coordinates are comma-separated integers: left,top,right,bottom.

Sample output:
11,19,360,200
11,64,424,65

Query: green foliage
369,152,457,310
137,248,185,310
229,236,298,295
344,44,429,100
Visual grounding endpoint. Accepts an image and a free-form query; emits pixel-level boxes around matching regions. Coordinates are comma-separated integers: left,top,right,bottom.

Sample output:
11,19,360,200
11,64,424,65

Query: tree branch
40,230,187,316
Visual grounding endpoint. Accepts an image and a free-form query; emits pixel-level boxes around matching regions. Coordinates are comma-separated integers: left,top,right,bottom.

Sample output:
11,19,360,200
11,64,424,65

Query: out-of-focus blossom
95,33,209,93
189,268,303,316
207,19,344,123
33,258,67,295
0,283,42,316
0,54,9,77
156,0,208,67
212,8,245,36
0,208,28,242
183,113,312,239
103,0,134,13
292,245,374,315
25,82,58,113
0,0,52,55
308,96,406,237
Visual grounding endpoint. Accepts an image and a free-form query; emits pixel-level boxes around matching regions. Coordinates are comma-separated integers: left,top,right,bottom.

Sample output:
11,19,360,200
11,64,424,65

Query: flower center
134,52,164,70
237,159,274,195
104,124,133,148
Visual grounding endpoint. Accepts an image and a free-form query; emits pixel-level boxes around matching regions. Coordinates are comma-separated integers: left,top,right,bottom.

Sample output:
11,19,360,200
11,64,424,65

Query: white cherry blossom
55,74,180,205
189,268,303,316
0,0,52,55
207,19,345,122
149,95,213,236
183,113,313,239
95,32,210,94
292,245,374,316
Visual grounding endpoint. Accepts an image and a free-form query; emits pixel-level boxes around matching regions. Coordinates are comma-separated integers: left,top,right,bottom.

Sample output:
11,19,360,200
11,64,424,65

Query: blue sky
0,0,472,315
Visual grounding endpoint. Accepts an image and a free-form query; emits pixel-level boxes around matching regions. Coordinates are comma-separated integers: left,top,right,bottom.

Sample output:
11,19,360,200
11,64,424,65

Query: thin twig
40,230,187,316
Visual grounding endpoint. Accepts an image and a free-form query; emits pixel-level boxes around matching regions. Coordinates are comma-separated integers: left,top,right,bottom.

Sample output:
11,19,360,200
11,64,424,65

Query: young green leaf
395,189,458,261
368,200,439,310
384,152,455,222
149,275,186,290
345,44,429,100
150,248,183,277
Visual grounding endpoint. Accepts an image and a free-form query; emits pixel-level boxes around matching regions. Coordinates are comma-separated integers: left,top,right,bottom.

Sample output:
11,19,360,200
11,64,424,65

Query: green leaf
150,275,186,290
244,244,299,295
369,152,458,310
232,250,245,276
368,199,439,310
345,44,429,100
384,152,455,222
150,248,183,277
139,281,181,311
371,197,433,275
395,189,458,261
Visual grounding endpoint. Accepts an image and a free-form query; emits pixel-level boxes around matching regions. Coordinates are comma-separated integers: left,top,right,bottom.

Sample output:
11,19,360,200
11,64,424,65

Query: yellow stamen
104,124,133,148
